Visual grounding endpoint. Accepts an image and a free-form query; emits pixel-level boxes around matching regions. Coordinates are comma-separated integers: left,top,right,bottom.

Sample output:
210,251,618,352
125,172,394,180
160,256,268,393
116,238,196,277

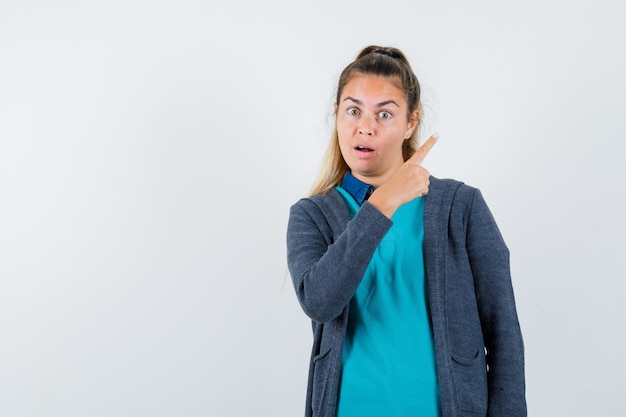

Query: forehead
340,74,406,105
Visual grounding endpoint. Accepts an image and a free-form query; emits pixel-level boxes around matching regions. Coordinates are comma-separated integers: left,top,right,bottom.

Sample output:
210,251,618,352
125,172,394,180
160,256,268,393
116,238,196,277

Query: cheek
337,132,355,159
336,122,352,143
338,135,351,155
337,114,357,130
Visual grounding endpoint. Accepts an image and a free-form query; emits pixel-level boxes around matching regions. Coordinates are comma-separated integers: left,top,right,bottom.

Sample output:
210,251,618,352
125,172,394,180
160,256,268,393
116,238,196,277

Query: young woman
286,45,526,417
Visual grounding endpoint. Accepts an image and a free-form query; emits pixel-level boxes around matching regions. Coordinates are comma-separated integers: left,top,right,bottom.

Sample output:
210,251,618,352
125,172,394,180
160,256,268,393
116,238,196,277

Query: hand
368,133,439,218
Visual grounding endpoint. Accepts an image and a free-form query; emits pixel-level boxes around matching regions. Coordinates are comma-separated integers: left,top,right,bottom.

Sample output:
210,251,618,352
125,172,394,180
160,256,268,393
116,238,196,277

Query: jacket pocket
451,348,488,415
311,347,332,415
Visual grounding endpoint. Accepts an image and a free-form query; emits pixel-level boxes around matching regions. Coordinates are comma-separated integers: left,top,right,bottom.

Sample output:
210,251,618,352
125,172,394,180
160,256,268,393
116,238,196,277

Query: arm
286,197,392,323
465,190,527,416
287,135,438,322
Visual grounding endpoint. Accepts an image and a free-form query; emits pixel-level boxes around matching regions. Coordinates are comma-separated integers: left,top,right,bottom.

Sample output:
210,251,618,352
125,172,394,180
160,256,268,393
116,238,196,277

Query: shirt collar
340,172,376,206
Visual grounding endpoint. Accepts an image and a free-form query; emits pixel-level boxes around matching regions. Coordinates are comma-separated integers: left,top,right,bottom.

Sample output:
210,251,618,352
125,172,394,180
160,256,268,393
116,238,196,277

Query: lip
353,145,375,158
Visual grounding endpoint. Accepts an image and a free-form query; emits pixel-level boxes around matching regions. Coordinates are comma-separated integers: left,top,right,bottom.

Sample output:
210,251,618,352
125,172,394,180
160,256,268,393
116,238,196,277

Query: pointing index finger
411,132,439,165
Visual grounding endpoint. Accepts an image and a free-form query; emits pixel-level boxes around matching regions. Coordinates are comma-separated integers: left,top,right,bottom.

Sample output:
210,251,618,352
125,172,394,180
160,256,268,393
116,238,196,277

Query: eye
347,107,360,116
378,111,392,119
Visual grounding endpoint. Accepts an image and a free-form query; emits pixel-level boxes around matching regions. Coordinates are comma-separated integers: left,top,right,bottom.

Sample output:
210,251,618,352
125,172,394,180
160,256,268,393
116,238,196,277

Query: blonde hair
309,45,423,196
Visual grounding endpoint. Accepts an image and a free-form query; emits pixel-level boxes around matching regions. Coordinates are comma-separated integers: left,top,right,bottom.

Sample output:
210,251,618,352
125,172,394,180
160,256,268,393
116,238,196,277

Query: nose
358,117,374,136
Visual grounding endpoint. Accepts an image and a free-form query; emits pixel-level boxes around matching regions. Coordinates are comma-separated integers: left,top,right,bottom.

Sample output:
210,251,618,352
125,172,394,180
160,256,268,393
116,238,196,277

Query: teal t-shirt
336,186,441,417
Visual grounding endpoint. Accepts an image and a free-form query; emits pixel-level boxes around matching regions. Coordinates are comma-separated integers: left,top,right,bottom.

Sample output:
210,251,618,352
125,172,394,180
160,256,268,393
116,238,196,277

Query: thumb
410,132,439,165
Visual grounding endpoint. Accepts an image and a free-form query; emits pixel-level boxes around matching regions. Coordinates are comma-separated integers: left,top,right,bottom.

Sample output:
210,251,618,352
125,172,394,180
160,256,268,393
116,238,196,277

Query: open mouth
355,145,374,152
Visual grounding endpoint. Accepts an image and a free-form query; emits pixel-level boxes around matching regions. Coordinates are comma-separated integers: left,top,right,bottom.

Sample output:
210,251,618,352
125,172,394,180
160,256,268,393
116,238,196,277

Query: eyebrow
343,96,400,108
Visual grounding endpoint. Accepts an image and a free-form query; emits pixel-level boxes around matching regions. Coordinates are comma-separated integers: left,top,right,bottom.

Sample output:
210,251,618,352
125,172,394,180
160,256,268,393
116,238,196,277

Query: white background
1,1,624,416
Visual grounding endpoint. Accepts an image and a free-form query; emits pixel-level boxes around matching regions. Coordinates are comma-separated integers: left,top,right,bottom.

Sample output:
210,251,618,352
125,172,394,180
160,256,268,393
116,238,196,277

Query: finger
410,132,439,165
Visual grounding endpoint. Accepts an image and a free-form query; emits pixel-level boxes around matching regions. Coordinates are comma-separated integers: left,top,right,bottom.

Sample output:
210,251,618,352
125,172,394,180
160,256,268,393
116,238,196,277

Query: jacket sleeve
465,189,527,416
286,197,392,323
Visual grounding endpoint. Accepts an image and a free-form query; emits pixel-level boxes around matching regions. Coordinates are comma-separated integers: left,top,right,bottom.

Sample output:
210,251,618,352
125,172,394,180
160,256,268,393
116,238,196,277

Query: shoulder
428,176,481,207
290,188,345,215
288,189,355,246
288,189,352,231
427,176,496,229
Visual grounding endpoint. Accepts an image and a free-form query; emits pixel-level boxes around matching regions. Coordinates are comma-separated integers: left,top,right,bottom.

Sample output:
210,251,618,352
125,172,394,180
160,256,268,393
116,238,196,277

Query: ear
405,109,420,138
334,102,338,114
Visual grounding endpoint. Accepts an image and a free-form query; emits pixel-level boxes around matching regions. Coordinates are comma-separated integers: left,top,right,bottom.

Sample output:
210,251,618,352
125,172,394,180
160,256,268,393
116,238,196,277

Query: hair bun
373,49,398,58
